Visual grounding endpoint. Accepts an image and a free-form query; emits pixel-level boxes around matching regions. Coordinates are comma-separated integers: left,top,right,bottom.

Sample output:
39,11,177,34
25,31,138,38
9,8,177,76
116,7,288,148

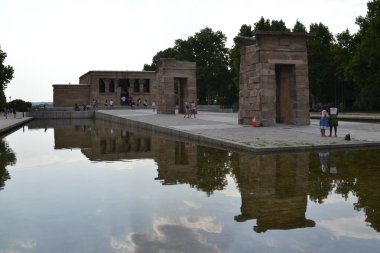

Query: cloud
183,200,202,209
180,216,223,233
0,239,37,253
111,217,221,253
319,215,380,240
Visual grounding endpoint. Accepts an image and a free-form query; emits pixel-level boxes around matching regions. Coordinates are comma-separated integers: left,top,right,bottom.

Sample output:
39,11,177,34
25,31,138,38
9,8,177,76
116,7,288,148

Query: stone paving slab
97,109,380,153
0,116,33,136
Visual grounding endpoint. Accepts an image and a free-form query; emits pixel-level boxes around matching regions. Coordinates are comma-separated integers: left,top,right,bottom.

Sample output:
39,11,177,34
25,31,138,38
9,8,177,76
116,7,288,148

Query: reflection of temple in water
154,141,198,185
29,119,154,161
234,153,315,233
31,119,232,195
30,119,317,232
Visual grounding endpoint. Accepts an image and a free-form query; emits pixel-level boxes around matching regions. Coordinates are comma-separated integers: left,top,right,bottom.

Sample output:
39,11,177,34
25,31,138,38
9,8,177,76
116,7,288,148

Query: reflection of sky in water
0,125,380,253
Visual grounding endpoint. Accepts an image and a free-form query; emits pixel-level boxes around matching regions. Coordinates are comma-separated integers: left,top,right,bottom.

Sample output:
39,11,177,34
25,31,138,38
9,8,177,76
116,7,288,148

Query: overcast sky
0,0,369,102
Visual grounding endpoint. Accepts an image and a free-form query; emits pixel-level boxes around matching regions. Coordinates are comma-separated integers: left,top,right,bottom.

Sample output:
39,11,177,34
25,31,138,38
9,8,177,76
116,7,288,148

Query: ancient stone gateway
156,59,197,114
235,31,313,126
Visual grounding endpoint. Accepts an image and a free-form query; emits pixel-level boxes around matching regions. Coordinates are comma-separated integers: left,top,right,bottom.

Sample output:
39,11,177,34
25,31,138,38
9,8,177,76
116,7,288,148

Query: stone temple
235,31,313,126
53,59,196,114
54,31,313,126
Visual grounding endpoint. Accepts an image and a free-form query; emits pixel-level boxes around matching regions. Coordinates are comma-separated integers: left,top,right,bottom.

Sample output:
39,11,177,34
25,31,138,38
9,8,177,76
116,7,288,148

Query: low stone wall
27,111,94,119
197,105,233,113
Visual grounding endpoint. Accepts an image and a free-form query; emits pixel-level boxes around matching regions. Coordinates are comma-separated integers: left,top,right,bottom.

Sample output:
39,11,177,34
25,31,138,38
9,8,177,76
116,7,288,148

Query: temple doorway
119,79,130,105
276,64,295,124
174,78,187,114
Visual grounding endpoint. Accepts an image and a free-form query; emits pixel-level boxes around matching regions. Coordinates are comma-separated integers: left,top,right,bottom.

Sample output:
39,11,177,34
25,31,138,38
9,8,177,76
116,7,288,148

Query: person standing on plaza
189,101,197,118
319,107,329,137
184,101,190,118
328,105,338,137
110,99,114,107
151,100,156,112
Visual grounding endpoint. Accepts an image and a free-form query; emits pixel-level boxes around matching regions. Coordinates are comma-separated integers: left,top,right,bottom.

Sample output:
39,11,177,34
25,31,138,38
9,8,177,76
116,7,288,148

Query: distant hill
32,102,53,107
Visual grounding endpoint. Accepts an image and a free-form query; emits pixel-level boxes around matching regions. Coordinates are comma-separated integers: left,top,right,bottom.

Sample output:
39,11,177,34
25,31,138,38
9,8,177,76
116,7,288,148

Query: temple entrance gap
156,59,196,114
276,64,295,124
174,78,187,114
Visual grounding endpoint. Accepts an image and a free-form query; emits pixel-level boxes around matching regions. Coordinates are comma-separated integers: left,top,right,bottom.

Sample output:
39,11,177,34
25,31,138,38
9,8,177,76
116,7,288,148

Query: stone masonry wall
53,84,90,107
156,59,196,114
237,32,312,126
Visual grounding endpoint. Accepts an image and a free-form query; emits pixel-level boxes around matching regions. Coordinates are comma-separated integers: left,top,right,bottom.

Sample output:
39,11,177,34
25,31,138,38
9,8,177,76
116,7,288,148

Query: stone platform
96,109,380,153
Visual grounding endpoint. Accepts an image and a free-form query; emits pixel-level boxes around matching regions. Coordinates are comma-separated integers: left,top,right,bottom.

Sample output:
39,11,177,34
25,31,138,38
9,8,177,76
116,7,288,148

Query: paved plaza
0,115,33,136
97,109,380,152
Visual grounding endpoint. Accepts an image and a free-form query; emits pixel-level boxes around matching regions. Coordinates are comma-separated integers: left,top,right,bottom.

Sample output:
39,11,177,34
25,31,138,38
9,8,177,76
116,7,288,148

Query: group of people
3,108,16,118
319,105,339,137
87,98,156,112
184,101,197,118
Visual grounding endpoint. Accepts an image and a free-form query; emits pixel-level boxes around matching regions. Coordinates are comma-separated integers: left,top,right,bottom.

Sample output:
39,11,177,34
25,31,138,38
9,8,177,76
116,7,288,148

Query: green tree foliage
349,0,380,110
9,99,32,112
307,23,336,107
144,28,230,105
0,46,14,90
143,48,178,71
177,28,231,104
254,17,289,31
308,149,380,232
0,46,14,109
331,29,358,110
292,20,307,33
0,139,16,191
229,25,255,105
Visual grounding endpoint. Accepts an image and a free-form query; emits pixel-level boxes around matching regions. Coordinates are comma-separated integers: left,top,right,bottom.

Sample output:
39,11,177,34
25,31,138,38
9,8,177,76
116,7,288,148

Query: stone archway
235,32,314,126
155,59,197,114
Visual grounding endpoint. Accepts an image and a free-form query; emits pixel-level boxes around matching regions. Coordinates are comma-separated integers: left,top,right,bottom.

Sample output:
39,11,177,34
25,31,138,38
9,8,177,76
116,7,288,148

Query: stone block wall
53,60,196,113
79,71,157,107
53,84,90,107
156,59,196,114
234,152,315,232
236,32,312,126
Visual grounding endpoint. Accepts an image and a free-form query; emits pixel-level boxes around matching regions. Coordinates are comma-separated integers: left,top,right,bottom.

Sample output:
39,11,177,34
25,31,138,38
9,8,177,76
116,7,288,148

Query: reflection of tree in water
192,147,239,196
308,153,336,204
155,143,239,196
0,139,16,190
308,149,380,232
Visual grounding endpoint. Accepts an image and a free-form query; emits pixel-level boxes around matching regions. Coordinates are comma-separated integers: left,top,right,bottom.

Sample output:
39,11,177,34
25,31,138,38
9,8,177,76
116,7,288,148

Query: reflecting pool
0,119,380,253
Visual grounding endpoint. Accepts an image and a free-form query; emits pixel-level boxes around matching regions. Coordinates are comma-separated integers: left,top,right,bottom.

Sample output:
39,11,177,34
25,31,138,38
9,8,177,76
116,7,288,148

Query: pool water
0,119,380,253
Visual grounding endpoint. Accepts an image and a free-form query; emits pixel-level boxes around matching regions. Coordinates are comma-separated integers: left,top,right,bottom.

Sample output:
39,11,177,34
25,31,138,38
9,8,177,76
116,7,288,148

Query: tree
331,29,358,110
176,28,230,104
292,20,307,33
144,28,231,105
0,46,14,109
348,0,380,110
143,48,178,71
253,17,271,31
253,17,289,31
229,24,255,106
307,23,336,107
9,99,32,112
